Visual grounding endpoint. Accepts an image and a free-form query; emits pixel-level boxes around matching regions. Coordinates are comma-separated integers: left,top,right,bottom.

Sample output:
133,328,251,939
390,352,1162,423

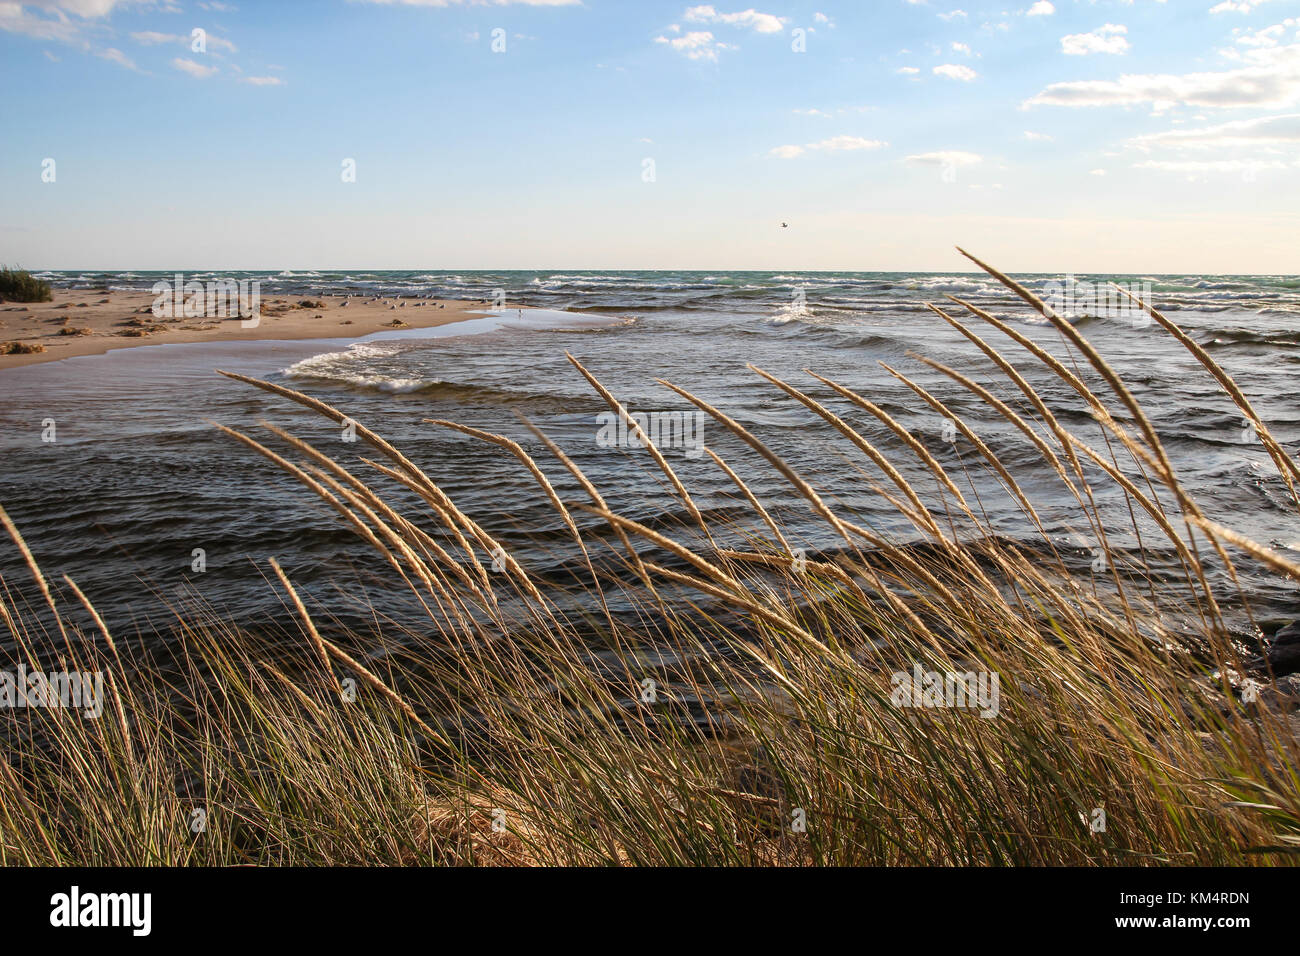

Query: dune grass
0,251,1297,866
0,267,52,303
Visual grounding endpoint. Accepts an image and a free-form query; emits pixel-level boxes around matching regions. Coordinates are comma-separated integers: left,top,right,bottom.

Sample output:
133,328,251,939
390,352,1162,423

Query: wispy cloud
353,0,580,6
1134,157,1286,175
172,56,218,78
16,1,147,14
97,46,141,71
933,63,978,81
1210,0,1281,13
794,105,873,117
1061,24,1129,57
905,150,982,167
770,135,888,158
684,5,786,33
1026,43,1300,109
654,30,733,62
0,4,95,44
0,1,170,66
132,30,238,53
1130,112,1300,149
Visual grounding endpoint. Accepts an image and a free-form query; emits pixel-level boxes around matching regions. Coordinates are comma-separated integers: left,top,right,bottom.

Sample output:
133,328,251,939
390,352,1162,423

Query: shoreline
0,289,517,371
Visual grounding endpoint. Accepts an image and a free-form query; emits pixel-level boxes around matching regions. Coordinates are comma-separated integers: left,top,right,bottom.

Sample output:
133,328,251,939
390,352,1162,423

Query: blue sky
2,0,1298,272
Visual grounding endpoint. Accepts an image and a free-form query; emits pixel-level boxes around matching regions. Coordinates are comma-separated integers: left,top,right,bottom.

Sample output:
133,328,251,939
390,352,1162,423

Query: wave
287,366,580,405
31,271,1300,321
903,276,1007,297
1198,328,1300,348
282,346,443,394
282,343,394,379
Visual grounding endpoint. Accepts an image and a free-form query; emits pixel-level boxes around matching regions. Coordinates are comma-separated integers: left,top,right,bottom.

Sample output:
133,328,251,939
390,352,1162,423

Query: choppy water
3,269,1299,642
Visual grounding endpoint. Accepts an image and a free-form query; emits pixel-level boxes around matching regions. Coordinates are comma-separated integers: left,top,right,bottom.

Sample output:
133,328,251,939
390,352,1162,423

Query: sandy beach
0,289,510,371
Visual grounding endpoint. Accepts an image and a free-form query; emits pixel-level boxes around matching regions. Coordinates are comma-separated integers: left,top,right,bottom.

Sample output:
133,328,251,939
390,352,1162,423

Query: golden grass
0,252,1296,866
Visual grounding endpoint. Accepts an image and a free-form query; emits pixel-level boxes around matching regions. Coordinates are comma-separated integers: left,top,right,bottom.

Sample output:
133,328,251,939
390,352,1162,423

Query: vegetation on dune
0,266,52,303
1,340,45,354
0,251,1297,866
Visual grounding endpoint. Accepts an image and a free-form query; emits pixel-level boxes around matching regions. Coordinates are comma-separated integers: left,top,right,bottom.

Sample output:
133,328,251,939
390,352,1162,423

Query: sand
0,289,511,371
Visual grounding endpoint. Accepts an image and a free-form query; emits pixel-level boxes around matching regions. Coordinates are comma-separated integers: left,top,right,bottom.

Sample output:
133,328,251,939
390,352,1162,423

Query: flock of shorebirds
334,294,449,311
331,292,514,311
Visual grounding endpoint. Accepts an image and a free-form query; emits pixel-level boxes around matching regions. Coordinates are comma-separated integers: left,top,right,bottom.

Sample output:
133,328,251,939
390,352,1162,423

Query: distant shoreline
0,289,509,371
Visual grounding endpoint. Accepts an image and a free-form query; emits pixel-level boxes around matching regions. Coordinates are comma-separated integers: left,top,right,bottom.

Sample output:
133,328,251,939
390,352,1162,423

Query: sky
1,0,1298,273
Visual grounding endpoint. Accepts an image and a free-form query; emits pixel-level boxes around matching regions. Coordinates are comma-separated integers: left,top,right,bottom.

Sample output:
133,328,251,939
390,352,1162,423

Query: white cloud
1231,19,1297,48
897,65,920,75
0,1,189,62
1026,44,1300,109
204,33,238,53
14,1,144,14
354,0,581,6
951,41,972,55
1023,130,1054,141
1026,1,1054,16
241,75,282,85
654,30,732,61
798,104,874,116
96,46,139,70
172,56,218,77
1061,24,1129,56
0,4,93,43
1133,158,1286,175
1211,0,1280,13
811,135,887,151
683,5,786,33
939,9,968,21
770,135,888,158
906,150,982,166
1089,168,1107,175
933,63,978,81
1129,112,1300,149
132,30,237,53
131,30,177,44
